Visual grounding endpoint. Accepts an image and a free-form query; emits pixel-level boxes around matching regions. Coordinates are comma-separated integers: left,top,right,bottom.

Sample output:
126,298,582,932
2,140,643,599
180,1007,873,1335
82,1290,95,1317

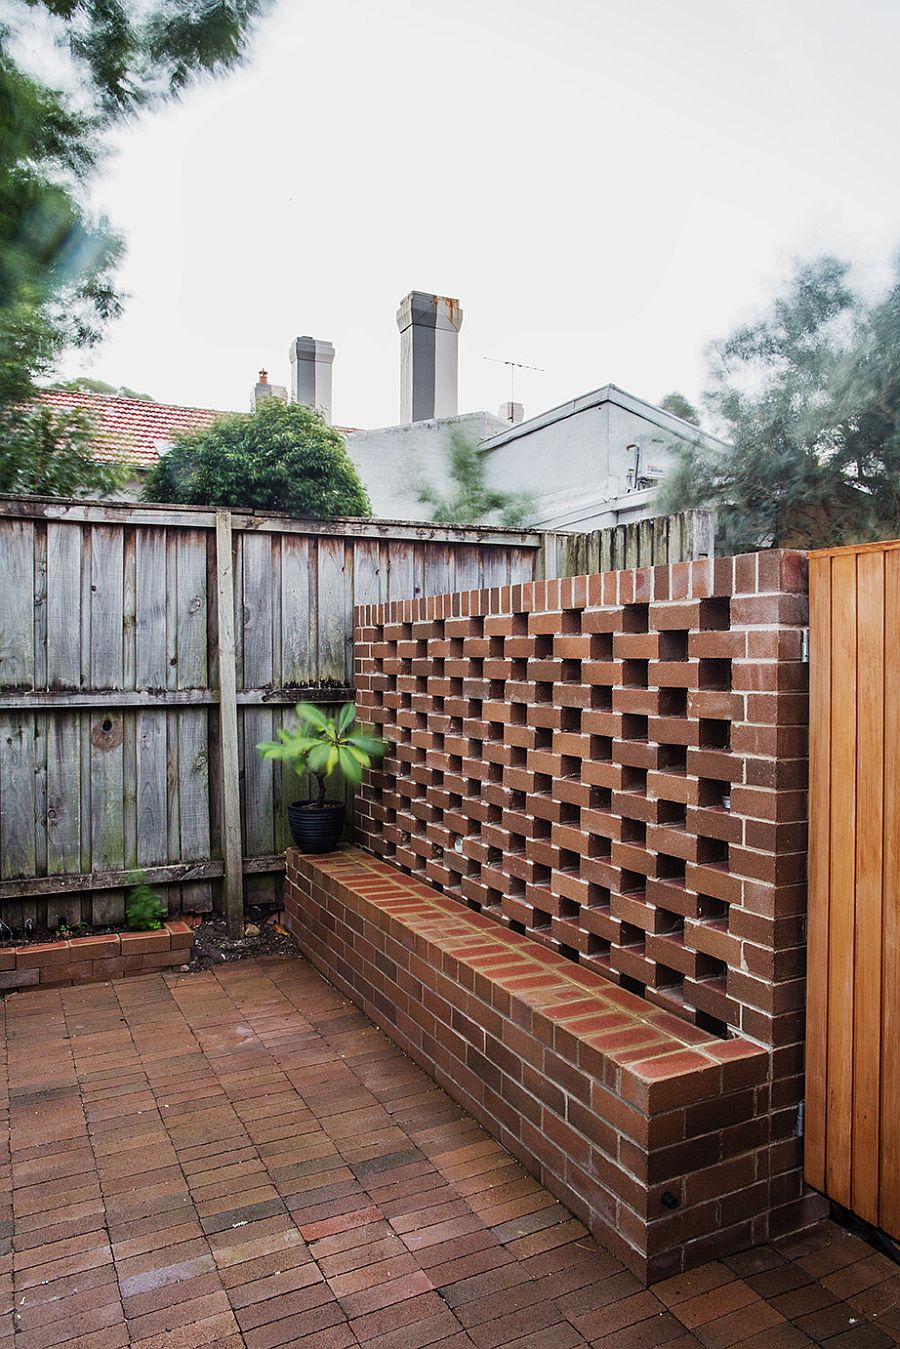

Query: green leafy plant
142,399,372,519
415,429,533,527
256,703,385,806
125,872,167,931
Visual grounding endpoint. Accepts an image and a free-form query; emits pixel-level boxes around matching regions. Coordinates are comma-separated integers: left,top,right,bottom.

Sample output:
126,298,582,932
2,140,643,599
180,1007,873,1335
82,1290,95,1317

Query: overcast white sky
60,0,900,429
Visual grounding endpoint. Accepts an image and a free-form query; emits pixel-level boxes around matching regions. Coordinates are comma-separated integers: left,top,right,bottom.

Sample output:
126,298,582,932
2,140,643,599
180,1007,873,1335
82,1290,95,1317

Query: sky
56,0,900,429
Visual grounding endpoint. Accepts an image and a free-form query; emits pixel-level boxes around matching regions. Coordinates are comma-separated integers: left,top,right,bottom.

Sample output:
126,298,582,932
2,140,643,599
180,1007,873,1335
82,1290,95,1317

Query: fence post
214,509,244,939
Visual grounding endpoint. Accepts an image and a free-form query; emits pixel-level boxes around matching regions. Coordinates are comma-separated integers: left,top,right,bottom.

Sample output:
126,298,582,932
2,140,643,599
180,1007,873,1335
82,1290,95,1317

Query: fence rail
0,495,712,929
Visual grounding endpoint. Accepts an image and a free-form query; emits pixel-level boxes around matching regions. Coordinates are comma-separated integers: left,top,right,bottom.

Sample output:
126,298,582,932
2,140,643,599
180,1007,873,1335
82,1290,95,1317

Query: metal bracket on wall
801,627,810,663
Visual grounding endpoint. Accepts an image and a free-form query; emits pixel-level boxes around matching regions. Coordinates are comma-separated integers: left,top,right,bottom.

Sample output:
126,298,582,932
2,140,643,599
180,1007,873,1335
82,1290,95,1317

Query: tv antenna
484,356,544,403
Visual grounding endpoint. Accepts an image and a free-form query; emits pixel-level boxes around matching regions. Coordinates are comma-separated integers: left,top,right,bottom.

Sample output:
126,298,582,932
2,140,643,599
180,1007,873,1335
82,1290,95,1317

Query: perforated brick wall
354,550,809,1065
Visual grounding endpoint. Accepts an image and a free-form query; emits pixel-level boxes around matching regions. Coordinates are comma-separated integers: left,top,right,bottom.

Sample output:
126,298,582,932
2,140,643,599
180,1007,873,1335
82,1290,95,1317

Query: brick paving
0,956,897,1348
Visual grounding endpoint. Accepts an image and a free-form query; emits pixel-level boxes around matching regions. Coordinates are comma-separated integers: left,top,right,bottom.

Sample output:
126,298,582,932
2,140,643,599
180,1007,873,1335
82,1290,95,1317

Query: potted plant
256,702,385,853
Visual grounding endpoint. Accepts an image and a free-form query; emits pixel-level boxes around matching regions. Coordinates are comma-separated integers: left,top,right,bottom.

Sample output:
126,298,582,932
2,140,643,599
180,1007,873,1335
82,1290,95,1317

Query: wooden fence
806,538,900,1241
539,508,714,578
0,496,712,930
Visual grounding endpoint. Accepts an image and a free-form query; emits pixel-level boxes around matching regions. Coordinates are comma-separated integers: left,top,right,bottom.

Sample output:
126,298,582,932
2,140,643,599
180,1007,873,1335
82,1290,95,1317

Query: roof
479,382,730,453
37,389,228,468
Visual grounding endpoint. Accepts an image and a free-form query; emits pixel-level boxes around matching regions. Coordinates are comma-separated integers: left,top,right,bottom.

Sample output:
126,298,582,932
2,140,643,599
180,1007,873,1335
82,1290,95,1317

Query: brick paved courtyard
1,955,898,1348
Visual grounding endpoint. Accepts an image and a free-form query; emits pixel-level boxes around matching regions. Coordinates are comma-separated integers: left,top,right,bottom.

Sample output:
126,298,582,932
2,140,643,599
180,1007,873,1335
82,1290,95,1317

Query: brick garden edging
285,847,827,1282
0,921,194,991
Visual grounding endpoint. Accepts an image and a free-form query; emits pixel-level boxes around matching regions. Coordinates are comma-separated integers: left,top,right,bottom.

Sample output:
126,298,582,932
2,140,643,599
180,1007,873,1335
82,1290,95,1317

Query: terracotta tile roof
36,389,229,468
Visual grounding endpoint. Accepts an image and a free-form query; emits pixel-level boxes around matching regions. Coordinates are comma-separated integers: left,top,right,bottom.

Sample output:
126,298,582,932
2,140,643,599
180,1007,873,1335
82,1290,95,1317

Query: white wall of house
343,410,508,521
479,385,726,531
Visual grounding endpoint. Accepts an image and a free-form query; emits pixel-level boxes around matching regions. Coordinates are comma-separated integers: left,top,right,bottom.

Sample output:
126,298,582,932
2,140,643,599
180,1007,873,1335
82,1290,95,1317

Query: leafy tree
658,391,700,426
662,255,900,551
0,402,128,496
143,398,373,519
416,430,533,527
54,377,156,401
0,2,271,495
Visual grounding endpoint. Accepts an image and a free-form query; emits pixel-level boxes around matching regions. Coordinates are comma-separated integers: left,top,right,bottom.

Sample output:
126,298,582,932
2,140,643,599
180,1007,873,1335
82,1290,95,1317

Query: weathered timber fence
0,495,712,928
539,507,713,578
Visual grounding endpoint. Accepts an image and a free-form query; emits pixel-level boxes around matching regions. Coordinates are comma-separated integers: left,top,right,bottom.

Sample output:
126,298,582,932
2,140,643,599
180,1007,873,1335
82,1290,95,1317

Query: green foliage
658,391,700,426
0,2,270,495
142,398,372,518
416,429,533,527
662,255,900,552
54,377,156,401
257,703,386,805
125,873,166,931
0,402,129,496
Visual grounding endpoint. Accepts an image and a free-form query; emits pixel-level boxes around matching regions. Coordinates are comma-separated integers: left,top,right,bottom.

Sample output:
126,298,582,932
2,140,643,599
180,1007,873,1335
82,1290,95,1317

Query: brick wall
354,550,814,1226
0,922,194,990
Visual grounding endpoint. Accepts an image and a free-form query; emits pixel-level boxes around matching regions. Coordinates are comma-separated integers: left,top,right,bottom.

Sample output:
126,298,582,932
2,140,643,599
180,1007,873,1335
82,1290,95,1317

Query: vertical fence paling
806,540,900,1241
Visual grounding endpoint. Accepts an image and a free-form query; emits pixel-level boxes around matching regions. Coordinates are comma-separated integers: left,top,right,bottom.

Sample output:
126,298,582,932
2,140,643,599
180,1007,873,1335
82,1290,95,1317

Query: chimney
254,369,287,408
289,337,335,424
498,401,525,426
396,291,463,423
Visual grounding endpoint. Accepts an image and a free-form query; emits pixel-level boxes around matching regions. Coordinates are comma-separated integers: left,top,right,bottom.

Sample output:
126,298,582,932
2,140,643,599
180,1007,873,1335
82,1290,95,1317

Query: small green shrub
125,873,167,931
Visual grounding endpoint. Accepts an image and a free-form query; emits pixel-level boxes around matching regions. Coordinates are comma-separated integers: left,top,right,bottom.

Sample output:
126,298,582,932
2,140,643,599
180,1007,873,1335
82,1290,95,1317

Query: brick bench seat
286,846,794,1281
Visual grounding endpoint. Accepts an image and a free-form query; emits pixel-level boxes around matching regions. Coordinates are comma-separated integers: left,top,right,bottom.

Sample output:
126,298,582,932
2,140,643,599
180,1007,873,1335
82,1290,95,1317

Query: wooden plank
0,852,287,902
387,541,416,604
46,712,80,879
215,510,244,938
240,530,277,899
177,708,212,911
280,534,313,684
851,550,884,1223
452,544,481,593
136,710,168,867
89,526,124,689
826,551,857,1208
318,536,348,681
123,526,136,691
0,519,34,688
0,689,217,709
89,714,124,874
135,527,167,688
805,555,832,1193
0,715,35,878
880,549,900,1238
46,523,82,689
176,530,208,688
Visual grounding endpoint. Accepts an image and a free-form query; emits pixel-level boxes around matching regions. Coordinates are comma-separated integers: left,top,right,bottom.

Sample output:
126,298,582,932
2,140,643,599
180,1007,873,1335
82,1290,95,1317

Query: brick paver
0,955,897,1347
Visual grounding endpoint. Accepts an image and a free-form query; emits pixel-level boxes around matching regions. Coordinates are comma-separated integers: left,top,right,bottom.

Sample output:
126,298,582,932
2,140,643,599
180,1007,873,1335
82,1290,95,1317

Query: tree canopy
54,377,156,401
0,1,270,496
658,392,700,426
662,256,900,552
142,399,373,519
416,430,533,527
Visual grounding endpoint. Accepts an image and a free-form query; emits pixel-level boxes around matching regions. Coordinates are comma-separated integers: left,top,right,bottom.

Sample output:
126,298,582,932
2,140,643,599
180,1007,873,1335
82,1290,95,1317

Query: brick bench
285,846,818,1282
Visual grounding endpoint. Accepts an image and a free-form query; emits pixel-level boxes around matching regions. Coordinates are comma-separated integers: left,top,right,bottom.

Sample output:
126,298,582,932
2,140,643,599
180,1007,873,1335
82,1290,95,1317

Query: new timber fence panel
806,538,900,1241
0,496,541,926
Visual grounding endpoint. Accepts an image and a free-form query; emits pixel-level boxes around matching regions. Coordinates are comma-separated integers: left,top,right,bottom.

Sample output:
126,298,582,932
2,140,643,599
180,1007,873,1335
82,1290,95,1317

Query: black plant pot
287,800,345,853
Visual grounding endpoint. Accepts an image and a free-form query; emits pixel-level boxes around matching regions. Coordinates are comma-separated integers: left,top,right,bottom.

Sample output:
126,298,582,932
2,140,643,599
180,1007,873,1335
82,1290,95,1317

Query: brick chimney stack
254,368,287,408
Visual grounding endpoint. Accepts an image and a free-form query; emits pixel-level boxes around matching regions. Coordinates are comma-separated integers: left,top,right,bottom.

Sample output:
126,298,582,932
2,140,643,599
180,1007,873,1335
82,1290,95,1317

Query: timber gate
806,539,900,1239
